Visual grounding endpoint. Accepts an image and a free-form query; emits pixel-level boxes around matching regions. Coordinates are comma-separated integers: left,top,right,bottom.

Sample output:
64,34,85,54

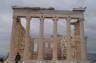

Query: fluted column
38,16,45,60
24,16,31,60
80,18,87,63
52,17,58,60
65,17,71,62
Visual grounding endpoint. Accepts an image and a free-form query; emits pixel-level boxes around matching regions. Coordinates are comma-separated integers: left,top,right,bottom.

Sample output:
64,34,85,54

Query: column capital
13,16,18,19
40,16,45,21
65,16,71,22
53,16,59,21
78,18,85,22
26,16,32,22
13,16,18,20
13,16,20,22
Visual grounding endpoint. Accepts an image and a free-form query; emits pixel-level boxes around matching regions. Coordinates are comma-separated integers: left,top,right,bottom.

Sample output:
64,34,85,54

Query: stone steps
23,60,66,63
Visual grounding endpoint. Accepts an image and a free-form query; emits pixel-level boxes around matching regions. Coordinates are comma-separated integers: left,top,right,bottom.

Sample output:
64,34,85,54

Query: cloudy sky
0,0,96,56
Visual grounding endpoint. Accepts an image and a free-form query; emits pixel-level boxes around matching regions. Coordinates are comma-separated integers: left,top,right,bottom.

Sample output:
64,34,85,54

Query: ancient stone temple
6,6,87,63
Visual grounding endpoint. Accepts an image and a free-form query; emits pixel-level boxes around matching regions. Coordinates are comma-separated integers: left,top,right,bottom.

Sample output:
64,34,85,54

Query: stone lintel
12,6,84,19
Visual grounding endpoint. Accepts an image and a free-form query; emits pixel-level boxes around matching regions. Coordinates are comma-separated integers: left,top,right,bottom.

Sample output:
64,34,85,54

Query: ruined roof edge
12,6,55,10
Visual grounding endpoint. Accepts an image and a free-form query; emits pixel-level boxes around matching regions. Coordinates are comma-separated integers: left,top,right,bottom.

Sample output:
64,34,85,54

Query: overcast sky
0,0,96,56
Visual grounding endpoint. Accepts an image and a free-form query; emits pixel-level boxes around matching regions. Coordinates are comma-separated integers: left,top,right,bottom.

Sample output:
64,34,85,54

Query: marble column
38,16,45,60
74,21,81,61
52,17,58,60
80,18,87,63
10,16,18,60
24,16,31,60
65,17,71,62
